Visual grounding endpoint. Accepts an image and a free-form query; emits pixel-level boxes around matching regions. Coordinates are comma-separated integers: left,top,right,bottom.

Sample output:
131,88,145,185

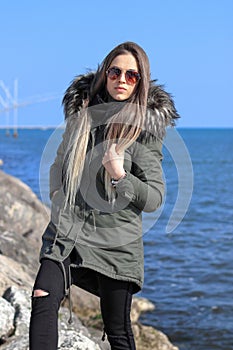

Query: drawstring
68,265,73,324
92,210,96,232
60,261,68,296
59,261,73,324
60,260,73,324
102,327,106,341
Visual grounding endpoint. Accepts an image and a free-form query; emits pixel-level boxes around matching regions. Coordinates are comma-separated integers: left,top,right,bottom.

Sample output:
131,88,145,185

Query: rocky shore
0,170,178,350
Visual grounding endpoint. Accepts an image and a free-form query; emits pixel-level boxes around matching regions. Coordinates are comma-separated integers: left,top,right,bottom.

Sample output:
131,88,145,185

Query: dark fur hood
62,72,180,139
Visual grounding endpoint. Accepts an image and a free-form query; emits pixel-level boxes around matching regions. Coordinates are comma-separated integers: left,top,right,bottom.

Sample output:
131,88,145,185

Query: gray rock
131,296,155,323
0,335,29,350
0,255,34,296
58,331,101,350
59,308,106,350
0,287,101,350
3,287,31,336
133,324,179,350
0,170,49,263
0,297,15,341
0,230,39,274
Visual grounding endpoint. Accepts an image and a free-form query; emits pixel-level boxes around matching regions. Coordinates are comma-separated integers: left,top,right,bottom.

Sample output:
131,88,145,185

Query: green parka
40,73,179,296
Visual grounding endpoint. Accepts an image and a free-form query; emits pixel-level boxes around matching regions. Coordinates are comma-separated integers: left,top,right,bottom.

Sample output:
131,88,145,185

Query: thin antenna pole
13,79,18,137
6,110,10,136
0,90,10,136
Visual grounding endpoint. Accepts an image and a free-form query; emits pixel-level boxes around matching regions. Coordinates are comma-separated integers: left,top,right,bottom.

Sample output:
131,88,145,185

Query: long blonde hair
63,42,150,207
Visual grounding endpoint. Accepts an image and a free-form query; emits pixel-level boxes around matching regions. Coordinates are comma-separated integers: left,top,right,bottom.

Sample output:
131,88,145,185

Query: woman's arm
49,130,67,200
114,138,164,213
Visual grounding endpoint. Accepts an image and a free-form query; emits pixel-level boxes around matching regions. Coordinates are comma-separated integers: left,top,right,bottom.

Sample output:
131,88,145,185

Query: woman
29,41,179,350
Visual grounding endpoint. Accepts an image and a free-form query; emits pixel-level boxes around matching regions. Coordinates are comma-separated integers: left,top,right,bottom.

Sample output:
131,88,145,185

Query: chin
112,94,128,101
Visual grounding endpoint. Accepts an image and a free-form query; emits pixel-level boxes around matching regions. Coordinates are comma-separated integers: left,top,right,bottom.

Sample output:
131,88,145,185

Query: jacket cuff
114,171,137,202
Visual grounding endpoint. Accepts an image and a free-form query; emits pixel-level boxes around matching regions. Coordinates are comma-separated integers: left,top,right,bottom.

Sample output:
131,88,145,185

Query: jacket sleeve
115,137,164,213
49,128,67,200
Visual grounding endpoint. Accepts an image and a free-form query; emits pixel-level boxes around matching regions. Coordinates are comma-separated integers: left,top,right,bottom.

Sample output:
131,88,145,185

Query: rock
133,324,179,350
0,170,49,285
58,309,101,349
58,331,101,350
0,287,102,350
3,287,31,336
0,335,29,350
0,230,39,274
0,255,34,296
131,296,155,323
0,297,15,342
0,170,49,256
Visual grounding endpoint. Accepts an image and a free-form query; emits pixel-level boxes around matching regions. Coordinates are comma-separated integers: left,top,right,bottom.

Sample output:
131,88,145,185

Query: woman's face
106,54,139,101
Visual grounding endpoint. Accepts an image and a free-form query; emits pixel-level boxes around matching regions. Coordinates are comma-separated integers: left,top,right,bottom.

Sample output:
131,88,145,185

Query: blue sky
0,0,232,128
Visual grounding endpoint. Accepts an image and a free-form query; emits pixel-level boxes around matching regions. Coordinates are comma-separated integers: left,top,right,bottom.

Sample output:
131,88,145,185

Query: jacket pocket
56,209,73,238
51,187,65,226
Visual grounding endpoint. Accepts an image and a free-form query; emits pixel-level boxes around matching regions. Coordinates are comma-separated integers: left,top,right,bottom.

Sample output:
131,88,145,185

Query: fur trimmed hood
62,72,180,139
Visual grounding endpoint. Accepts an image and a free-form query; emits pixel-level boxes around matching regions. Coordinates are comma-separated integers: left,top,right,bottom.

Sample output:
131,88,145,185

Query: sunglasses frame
106,66,141,85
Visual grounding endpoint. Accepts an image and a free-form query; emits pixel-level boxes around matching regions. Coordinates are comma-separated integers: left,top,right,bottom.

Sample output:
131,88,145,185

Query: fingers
114,143,125,155
103,145,123,163
107,143,124,156
102,143,125,179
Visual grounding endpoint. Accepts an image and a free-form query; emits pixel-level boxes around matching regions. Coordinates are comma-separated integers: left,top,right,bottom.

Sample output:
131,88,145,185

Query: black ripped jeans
29,258,136,350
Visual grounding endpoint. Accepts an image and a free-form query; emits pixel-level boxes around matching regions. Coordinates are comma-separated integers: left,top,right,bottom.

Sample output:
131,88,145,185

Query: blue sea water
0,127,233,350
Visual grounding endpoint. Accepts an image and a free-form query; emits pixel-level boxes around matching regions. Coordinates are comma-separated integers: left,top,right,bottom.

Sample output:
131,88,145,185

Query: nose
118,71,126,83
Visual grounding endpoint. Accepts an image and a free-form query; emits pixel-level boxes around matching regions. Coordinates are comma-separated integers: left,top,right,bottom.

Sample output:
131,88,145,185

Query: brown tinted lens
126,71,140,84
107,67,121,80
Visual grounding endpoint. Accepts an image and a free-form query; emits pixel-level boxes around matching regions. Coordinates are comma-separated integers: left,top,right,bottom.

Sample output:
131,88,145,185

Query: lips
115,86,127,91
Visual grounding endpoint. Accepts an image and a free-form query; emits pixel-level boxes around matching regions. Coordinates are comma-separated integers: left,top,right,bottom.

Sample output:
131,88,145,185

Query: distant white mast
0,87,10,136
6,110,10,136
13,79,18,137
0,79,61,134
0,80,18,136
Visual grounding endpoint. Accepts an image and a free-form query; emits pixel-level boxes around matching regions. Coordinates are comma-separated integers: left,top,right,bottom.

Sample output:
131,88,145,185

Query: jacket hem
40,253,142,294
72,261,142,292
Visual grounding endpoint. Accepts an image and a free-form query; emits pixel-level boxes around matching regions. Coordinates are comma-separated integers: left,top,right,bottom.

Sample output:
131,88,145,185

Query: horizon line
0,125,233,130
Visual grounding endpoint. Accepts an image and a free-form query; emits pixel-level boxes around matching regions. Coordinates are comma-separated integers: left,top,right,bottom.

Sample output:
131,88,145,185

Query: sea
0,127,233,350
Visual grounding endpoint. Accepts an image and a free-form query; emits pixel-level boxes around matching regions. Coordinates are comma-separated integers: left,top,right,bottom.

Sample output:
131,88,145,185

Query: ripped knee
33,289,49,297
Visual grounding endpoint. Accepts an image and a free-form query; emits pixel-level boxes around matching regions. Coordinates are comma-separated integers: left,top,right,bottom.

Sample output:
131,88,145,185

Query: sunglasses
106,66,141,85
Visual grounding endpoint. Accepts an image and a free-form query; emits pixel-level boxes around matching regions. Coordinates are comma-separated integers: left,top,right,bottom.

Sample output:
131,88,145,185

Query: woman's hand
102,143,125,179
